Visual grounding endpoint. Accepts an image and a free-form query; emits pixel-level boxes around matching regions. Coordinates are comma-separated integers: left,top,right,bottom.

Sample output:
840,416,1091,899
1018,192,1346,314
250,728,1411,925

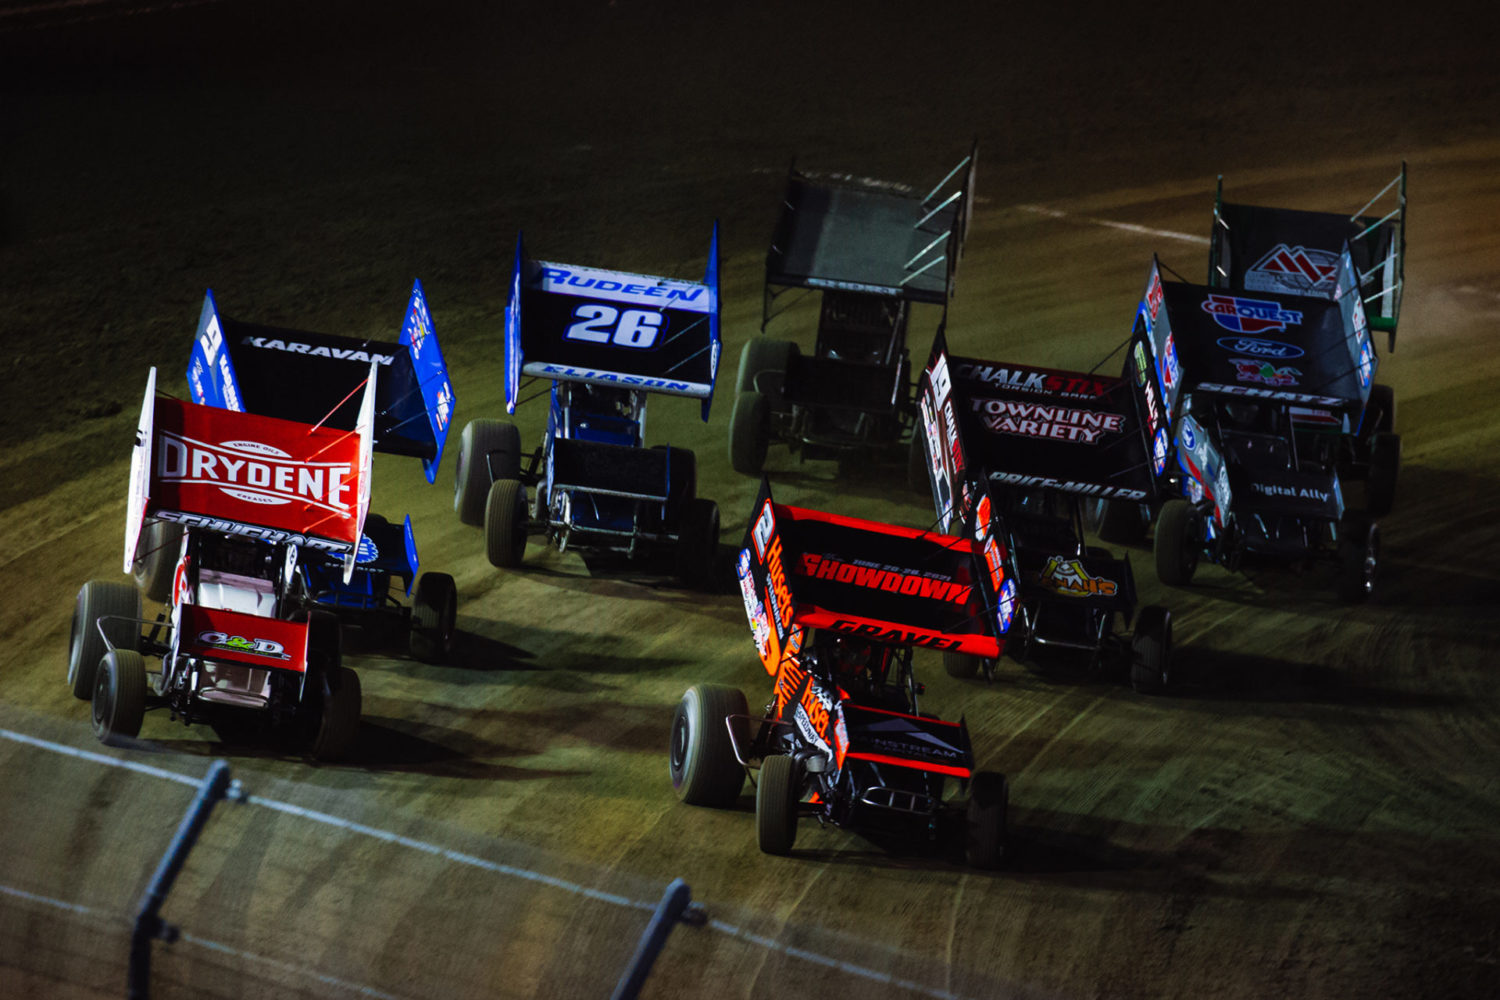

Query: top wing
765,143,976,304
186,281,455,483
504,226,722,419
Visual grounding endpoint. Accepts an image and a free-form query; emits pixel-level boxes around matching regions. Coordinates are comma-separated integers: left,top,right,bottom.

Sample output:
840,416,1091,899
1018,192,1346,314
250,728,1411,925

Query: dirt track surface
4,3,1500,998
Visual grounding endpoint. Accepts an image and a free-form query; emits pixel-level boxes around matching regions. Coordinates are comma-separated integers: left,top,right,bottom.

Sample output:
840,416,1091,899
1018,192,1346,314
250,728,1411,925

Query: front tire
484,479,529,568
1130,605,1173,695
92,649,147,746
408,572,458,663
756,754,799,855
455,420,521,527
311,667,362,762
68,581,141,701
965,771,1008,870
669,684,747,806
1154,499,1201,586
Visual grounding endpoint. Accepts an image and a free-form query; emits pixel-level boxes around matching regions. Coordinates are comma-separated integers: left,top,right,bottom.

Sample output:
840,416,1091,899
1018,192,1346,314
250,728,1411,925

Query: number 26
565,305,663,349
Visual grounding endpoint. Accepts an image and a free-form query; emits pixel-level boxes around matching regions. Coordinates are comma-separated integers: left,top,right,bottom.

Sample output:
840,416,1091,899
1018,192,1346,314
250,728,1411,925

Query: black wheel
965,771,1008,870
91,649,147,746
484,478,529,568
1154,499,1200,586
735,338,796,395
1130,605,1173,695
669,684,747,806
455,420,521,527
408,572,458,663
1337,518,1379,603
729,390,769,476
676,498,721,589
1095,499,1148,546
1366,432,1401,517
68,580,141,701
131,519,183,604
943,651,983,680
311,666,362,761
756,754,799,855
1368,383,1396,434
660,445,697,524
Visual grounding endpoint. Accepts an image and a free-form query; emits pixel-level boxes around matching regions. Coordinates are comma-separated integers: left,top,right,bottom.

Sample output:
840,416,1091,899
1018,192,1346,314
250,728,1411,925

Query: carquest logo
196,631,290,660
1202,294,1303,334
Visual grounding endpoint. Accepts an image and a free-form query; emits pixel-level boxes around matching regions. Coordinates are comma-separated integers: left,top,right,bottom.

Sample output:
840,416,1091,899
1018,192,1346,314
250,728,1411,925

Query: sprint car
669,480,1011,868
67,368,371,758
178,281,458,661
1125,253,1388,600
915,331,1175,693
453,227,722,588
729,144,976,479
1209,166,1406,510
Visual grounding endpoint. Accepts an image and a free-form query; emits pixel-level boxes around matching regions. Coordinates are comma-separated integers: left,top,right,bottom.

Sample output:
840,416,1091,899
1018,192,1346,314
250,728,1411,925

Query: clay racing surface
2,2,1498,997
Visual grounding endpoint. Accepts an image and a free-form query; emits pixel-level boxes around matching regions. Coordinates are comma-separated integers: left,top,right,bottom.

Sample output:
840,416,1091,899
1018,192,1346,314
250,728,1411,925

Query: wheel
131,519,183,604
1154,499,1200,586
756,754,799,855
1130,605,1173,695
907,427,929,493
1365,432,1401,517
67,580,141,701
484,478,529,568
1095,500,1148,546
408,572,458,663
1337,518,1379,603
676,498,721,589
729,390,769,476
965,771,1008,870
454,420,521,527
1367,383,1396,434
310,666,362,761
91,649,147,746
660,445,697,525
735,338,796,395
944,651,983,680
669,684,747,806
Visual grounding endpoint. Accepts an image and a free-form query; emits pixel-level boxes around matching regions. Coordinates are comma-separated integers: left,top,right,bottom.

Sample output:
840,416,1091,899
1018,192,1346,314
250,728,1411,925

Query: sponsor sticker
1215,336,1304,360
195,631,289,660
1152,427,1170,476
1039,556,1118,598
355,534,379,564
1246,244,1340,297
1202,294,1303,334
970,398,1124,444
1231,358,1302,387
738,548,771,659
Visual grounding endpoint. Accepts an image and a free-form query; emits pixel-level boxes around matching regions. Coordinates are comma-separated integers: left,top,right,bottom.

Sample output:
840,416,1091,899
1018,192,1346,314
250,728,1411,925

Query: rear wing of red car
125,367,373,581
736,478,1012,675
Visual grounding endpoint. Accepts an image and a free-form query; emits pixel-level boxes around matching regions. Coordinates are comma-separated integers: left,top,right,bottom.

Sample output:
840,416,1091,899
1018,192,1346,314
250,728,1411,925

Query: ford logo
1216,336,1304,359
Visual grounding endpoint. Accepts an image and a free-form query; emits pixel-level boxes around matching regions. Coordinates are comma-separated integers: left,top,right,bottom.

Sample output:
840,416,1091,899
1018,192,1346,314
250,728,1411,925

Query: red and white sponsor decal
179,604,309,673
149,398,364,547
969,398,1124,444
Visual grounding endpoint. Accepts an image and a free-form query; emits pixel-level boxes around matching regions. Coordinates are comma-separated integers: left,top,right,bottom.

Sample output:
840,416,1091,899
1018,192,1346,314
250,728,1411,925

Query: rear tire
91,649,147,746
1095,500,1148,546
1337,518,1379,603
1154,499,1200,586
1368,383,1396,434
1130,605,1173,695
756,754,799,855
311,667,362,762
736,338,796,395
669,684,747,806
943,651,983,680
729,390,769,476
68,581,141,701
408,572,458,663
455,420,521,527
965,771,1008,870
484,479,529,568
132,519,184,604
1365,432,1401,517
676,498,721,590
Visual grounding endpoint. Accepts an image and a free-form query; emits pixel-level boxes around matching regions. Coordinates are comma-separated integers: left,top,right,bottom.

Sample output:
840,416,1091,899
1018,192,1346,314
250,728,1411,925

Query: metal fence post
610,878,703,1000
126,759,242,1000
